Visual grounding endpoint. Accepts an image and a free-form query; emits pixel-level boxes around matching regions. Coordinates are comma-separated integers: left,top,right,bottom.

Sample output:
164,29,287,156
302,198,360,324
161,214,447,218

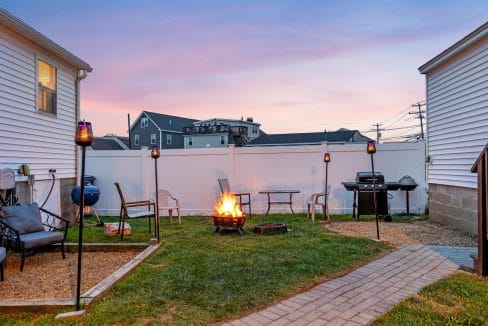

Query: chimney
246,117,253,122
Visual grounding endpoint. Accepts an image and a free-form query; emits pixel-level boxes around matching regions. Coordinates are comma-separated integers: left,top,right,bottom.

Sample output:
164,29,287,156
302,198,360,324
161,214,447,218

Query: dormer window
37,59,57,115
141,118,148,128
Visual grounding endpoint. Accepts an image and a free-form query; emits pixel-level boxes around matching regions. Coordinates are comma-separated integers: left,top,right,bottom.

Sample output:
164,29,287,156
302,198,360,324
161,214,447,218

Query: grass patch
373,273,488,325
3,214,386,325
66,216,155,243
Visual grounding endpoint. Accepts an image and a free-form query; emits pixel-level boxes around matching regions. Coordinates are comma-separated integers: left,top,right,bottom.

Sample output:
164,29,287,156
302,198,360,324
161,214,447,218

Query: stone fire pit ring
253,223,287,235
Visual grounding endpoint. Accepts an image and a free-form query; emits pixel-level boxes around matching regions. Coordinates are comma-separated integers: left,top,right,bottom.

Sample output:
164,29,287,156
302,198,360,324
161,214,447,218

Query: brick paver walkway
223,245,459,325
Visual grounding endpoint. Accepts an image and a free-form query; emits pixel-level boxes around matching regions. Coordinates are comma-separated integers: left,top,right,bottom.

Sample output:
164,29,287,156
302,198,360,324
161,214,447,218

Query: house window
252,126,258,134
141,118,148,128
134,135,139,146
188,137,193,146
220,135,225,145
167,134,172,144
150,134,156,145
37,59,57,115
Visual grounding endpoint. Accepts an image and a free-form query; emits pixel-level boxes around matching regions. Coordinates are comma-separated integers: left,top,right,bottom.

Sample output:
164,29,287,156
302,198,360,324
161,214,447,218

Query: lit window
167,134,172,144
134,135,139,145
188,137,193,146
141,118,148,128
220,135,225,145
150,134,156,144
37,59,57,115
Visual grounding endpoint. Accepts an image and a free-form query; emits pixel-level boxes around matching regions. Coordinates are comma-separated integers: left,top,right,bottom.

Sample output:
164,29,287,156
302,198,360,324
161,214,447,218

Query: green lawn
2,214,386,325
330,213,428,222
373,273,488,325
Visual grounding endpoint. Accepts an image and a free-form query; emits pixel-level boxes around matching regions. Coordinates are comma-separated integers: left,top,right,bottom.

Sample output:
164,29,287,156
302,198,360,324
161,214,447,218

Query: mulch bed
329,219,477,247
0,250,139,300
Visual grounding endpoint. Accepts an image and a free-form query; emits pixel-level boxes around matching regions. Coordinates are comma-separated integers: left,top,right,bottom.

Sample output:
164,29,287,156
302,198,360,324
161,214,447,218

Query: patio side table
259,189,300,215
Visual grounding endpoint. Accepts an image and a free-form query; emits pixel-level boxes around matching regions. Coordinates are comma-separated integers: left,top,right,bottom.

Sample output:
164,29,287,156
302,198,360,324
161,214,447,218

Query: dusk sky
3,1,487,138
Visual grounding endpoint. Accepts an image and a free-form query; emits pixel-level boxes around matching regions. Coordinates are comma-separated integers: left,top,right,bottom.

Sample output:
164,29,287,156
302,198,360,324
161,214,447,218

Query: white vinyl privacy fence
86,142,427,216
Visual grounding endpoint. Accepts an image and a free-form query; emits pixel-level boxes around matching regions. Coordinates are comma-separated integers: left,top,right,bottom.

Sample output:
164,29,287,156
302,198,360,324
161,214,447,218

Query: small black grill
398,175,418,215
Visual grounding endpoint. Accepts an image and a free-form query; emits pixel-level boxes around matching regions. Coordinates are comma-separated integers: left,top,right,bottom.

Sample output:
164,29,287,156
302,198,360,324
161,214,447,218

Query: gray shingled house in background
90,136,129,150
130,111,198,149
247,129,371,146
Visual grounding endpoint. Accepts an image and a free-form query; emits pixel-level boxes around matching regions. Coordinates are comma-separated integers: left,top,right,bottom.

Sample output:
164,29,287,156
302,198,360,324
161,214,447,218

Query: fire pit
253,223,287,235
212,192,246,236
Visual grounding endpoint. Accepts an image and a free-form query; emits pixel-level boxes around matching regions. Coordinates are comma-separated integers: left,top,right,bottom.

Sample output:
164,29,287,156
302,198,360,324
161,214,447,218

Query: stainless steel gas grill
342,172,401,220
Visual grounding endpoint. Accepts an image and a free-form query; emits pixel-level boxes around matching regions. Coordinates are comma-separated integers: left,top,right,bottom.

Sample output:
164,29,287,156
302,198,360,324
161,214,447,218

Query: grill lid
398,175,417,186
356,171,385,184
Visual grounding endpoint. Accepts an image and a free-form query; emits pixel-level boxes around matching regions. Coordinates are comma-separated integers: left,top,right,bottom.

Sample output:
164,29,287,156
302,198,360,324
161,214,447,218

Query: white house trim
419,22,488,74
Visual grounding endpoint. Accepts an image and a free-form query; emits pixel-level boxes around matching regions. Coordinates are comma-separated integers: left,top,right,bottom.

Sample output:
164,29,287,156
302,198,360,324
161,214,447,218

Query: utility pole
409,101,426,140
127,113,132,150
371,123,385,143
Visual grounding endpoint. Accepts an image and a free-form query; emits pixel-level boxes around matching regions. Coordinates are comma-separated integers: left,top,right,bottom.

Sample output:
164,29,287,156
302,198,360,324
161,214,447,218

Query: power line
360,124,418,133
378,106,411,125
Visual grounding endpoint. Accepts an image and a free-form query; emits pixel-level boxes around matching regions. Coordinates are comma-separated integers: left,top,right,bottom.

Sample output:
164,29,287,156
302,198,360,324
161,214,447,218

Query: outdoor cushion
1,203,45,234
19,231,64,249
0,247,5,263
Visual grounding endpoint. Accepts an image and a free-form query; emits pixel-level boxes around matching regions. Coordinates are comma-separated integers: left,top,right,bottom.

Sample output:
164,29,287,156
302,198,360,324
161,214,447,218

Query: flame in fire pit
215,192,243,217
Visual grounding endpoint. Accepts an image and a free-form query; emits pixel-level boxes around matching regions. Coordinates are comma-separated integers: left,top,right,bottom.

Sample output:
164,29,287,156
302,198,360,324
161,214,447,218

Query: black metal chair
218,178,252,219
0,203,68,271
114,182,155,240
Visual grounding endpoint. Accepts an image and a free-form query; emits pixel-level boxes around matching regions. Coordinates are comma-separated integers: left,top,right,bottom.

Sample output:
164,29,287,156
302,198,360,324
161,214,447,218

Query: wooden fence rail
472,143,488,276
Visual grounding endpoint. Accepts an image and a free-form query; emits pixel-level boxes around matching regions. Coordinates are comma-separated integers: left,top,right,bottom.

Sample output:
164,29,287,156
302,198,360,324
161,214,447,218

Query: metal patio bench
0,203,68,271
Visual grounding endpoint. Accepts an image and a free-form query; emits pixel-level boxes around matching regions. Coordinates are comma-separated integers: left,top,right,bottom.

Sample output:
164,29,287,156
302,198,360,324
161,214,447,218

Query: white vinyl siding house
0,8,91,216
419,22,488,234
1,33,79,180
424,39,488,189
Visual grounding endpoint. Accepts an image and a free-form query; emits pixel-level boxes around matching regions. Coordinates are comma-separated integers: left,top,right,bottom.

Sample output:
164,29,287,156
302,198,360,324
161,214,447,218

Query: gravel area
329,219,477,247
0,250,139,300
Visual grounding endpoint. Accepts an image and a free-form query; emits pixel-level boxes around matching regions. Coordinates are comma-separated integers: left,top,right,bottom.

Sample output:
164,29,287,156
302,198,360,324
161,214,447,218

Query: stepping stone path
223,245,459,326
428,245,477,269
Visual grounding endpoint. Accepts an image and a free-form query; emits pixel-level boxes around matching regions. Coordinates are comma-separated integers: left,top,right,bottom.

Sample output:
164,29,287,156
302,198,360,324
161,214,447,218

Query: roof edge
195,118,261,126
418,21,488,74
0,7,92,72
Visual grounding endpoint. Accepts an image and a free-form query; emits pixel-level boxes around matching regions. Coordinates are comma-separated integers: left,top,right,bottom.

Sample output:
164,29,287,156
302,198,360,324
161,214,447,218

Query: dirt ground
0,250,139,300
329,219,477,247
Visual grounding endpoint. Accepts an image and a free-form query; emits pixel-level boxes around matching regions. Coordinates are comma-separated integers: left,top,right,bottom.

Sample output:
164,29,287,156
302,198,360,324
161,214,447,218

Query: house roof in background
91,136,129,150
0,7,92,72
249,130,369,146
142,111,199,132
419,21,488,74
195,118,261,126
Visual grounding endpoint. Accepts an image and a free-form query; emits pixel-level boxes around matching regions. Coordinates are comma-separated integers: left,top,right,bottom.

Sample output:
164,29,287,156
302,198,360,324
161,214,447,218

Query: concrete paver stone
222,245,460,325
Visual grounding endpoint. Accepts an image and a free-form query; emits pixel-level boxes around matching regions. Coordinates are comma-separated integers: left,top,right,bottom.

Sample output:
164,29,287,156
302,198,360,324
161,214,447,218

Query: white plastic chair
155,190,181,224
307,185,331,221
